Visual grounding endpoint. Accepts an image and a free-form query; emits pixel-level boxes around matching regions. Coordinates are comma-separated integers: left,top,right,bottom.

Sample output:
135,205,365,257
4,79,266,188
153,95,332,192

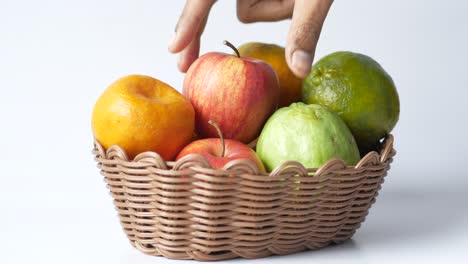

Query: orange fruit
92,75,195,160
302,52,399,154
237,42,303,107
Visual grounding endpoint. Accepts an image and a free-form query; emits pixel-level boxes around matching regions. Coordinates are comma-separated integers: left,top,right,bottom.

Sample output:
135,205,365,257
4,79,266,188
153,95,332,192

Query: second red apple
176,120,266,172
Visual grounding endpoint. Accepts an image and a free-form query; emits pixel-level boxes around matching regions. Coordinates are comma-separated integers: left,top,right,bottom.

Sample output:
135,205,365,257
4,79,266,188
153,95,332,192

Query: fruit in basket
256,103,360,171
92,75,195,160
183,40,280,144
237,42,302,107
176,120,266,172
302,51,399,154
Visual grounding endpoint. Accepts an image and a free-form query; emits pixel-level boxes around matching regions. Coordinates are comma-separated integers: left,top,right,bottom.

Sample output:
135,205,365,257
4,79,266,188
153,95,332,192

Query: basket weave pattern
93,135,395,261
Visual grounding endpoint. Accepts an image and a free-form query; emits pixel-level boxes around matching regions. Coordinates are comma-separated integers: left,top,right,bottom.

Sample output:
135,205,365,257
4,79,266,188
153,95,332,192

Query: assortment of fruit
92,41,399,172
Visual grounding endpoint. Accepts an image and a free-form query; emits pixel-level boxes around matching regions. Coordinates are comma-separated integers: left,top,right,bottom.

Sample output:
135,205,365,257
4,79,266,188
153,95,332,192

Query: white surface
1,0,467,263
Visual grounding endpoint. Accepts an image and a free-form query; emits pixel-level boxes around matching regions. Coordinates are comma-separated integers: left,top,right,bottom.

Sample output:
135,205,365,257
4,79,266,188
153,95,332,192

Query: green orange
302,51,400,154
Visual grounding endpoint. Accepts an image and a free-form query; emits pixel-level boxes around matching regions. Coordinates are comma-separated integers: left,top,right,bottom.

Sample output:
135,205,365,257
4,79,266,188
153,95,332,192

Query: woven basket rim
93,134,394,176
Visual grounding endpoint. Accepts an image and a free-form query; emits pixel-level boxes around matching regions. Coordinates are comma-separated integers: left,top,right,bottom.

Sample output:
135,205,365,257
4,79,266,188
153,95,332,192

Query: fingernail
292,50,312,77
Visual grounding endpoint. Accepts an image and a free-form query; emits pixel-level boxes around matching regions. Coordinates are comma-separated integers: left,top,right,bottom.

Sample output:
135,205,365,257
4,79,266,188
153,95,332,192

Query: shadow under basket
93,135,395,261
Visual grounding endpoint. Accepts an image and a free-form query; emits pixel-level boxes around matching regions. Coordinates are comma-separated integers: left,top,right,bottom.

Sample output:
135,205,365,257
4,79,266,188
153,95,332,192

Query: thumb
286,0,333,78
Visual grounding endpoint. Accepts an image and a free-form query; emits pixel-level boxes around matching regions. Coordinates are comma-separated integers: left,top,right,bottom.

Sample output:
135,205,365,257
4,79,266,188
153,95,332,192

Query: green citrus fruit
302,51,400,154
256,103,360,171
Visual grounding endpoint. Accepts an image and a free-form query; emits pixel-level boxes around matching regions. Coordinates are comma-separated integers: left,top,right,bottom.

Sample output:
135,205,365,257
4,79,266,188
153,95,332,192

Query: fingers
286,0,333,78
177,16,208,72
236,0,294,23
171,0,332,76
168,0,216,54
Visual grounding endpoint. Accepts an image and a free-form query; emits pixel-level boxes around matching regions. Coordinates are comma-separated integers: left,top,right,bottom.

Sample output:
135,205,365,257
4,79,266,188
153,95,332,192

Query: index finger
286,0,333,78
169,0,216,53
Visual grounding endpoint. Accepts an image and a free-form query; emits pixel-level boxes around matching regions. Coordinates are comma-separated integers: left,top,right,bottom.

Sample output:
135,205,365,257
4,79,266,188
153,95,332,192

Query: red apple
183,40,280,144
176,120,266,173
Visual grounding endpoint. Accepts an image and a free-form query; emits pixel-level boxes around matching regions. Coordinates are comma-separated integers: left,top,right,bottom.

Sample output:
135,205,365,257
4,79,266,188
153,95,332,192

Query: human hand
168,0,333,78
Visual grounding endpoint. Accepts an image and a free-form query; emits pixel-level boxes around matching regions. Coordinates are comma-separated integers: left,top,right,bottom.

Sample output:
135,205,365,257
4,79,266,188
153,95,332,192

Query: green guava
256,103,360,172
302,51,400,154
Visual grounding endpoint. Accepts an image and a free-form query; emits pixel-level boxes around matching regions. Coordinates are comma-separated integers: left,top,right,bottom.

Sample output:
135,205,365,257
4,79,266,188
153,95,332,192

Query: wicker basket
93,135,395,261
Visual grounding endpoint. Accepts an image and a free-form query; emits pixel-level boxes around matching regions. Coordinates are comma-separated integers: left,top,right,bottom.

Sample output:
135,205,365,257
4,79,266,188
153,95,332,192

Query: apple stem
208,120,225,158
223,40,240,58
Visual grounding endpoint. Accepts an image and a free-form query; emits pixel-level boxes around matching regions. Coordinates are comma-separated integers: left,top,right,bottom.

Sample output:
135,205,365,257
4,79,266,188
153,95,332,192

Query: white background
1,0,467,263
